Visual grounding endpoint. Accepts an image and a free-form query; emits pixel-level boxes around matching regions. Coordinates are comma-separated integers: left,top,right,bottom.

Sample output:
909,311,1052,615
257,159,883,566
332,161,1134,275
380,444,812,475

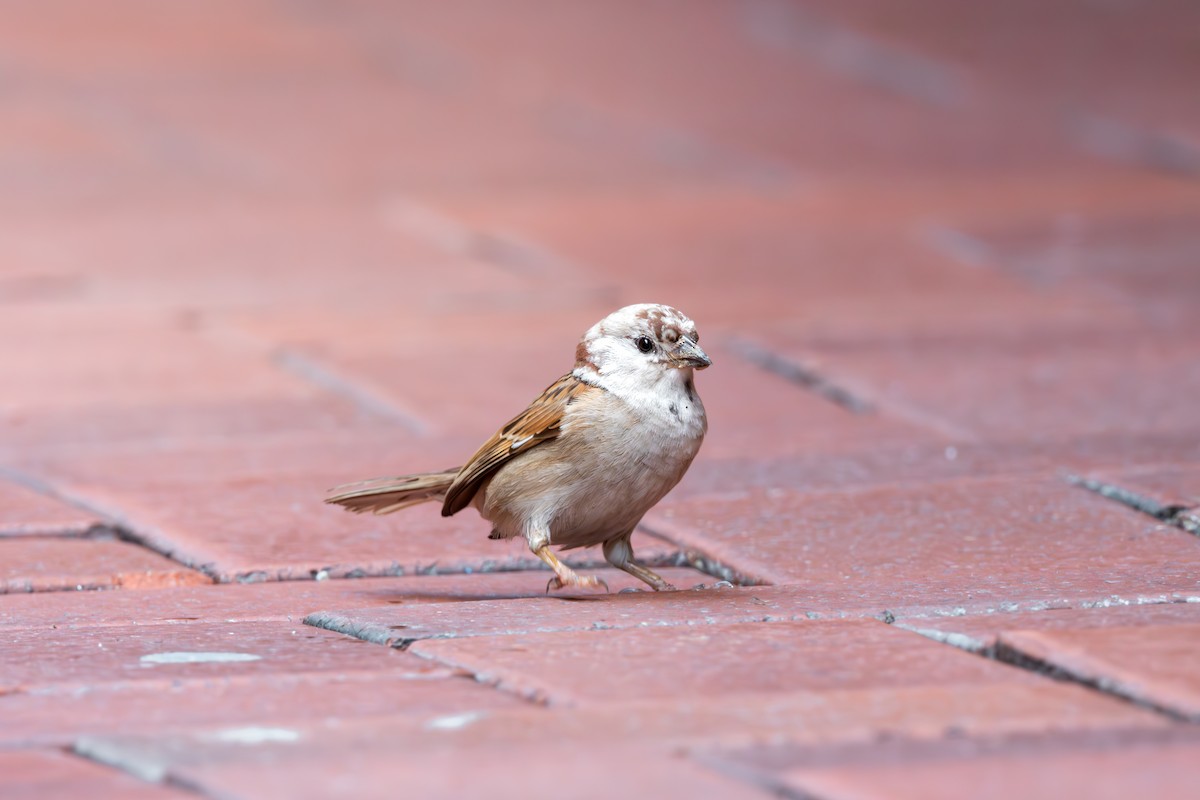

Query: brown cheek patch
574,340,599,371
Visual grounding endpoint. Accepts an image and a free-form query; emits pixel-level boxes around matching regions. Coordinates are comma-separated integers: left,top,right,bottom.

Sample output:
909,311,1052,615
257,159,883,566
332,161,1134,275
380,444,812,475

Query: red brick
768,331,1200,441
67,683,1167,800
943,213,1200,331
898,602,1200,653
0,307,307,410
0,307,386,454
757,733,1200,800
0,3,354,80
171,744,767,800
0,620,427,694
0,537,210,594
0,569,710,632
72,679,1165,764
801,0,1200,142
646,476,1200,605
221,299,937,461
672,432,1200,502
1093,465,1200,513
76,734,768,800
304,583,836,647
408,619,1089,706
1002,624,1200,721
3,670,521,749
0,479,96,536
3,396,389,453
277,329,932,460
17,434,687,584
437,188,1133,339
895,604,1200,720
0,749,189,799
79,478,682,584
396,0,1100,183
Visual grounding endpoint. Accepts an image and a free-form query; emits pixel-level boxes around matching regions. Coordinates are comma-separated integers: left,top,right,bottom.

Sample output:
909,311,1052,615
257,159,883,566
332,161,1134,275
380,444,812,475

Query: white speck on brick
140,652,261,665
425,711,486,731
213,727,300,744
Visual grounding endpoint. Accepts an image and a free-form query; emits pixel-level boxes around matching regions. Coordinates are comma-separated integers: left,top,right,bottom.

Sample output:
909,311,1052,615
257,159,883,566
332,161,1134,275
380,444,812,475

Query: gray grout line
226,550,699,586
271,348,428,435
891,602,1199,726
689,753,811,800
71,738,212,796
1067,474,1200,537
382,198,593,280
697,725,1200,781
0,467,112,523
990,638,1195,724
637,523,772,588
726,335,980,441
1069,113,1200,178
0,466,220,583
725,336,876,415
0,523,98,540
538,99,801,190
740,0,968,109
920,223,998,270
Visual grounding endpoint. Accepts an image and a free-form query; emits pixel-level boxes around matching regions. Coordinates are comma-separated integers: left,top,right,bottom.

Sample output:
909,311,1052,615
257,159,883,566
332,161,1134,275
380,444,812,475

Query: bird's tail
325,469,459,515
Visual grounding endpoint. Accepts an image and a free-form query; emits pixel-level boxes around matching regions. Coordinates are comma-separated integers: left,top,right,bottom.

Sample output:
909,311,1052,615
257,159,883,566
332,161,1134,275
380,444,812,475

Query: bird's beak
669,338,712,370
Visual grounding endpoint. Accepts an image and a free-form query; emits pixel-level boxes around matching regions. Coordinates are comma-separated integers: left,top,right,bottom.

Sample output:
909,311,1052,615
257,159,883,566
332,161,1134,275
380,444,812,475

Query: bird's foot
546,573,609,594
614,561,676,592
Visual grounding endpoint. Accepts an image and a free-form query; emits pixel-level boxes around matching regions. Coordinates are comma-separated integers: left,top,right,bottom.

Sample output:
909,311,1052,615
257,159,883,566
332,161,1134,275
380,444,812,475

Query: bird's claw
546,574,609,594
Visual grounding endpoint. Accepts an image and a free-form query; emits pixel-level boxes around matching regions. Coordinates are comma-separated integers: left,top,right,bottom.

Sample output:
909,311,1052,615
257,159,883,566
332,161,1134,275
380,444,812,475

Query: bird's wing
442,372,595,516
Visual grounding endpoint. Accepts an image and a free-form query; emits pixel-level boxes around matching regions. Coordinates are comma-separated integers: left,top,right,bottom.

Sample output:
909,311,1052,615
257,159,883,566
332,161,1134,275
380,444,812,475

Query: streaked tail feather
325,469,459,515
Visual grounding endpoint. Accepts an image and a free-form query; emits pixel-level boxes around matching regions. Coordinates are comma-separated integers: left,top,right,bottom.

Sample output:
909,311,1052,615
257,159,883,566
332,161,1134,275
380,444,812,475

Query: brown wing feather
441,373,590,516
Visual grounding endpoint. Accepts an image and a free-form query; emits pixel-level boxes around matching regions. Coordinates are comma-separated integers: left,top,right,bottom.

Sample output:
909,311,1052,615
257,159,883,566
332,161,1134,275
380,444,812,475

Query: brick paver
1,0,1197,796
0,478,98,537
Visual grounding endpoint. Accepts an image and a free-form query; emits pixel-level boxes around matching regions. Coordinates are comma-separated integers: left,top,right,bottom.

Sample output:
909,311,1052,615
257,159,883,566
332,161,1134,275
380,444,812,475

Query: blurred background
1,1,1198,581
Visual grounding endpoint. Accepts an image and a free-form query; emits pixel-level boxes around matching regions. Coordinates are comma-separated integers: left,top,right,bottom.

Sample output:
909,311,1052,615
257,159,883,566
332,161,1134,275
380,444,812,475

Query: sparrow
325,303,711,592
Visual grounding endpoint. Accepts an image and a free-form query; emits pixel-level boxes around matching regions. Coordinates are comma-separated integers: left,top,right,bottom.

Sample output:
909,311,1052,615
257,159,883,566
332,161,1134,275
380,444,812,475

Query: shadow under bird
325,303,711,591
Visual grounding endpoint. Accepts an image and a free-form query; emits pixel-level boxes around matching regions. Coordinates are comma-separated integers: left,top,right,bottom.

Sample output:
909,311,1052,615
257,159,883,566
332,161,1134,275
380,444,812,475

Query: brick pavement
1,2,1198,797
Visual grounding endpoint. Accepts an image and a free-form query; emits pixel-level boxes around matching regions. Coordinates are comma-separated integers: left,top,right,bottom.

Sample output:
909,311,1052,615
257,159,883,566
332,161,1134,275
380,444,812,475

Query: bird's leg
527,527,608,593
603,535,676,592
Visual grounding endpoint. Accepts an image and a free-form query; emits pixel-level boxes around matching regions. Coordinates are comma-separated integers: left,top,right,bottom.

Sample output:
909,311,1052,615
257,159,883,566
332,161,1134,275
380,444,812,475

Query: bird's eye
635,336,654,353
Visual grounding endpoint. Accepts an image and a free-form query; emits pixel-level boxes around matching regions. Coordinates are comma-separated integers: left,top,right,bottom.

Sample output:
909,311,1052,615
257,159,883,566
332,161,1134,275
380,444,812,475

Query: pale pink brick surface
0,480,96,536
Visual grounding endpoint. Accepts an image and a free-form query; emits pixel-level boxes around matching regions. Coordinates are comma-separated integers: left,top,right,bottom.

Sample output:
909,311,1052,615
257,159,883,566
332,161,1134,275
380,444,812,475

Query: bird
325,303,711,592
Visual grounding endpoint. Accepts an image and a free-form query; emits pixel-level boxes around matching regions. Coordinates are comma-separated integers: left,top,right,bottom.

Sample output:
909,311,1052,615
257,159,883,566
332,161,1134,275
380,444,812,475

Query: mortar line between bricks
700,725,1200,777
726,335,875,415
272,348,429,435
725,336,979,441
892,593,1200,625
989,640,1194,724
637,523,772,587
894,615,1196,726
69,740,214,798
0,466,220,583
402,645,556,707
230,547,700,586
383,197,590,279
739,0,968,110
702,748,879,800
1068,112,1200,177
1066,474,1200,537
689,752,813,800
